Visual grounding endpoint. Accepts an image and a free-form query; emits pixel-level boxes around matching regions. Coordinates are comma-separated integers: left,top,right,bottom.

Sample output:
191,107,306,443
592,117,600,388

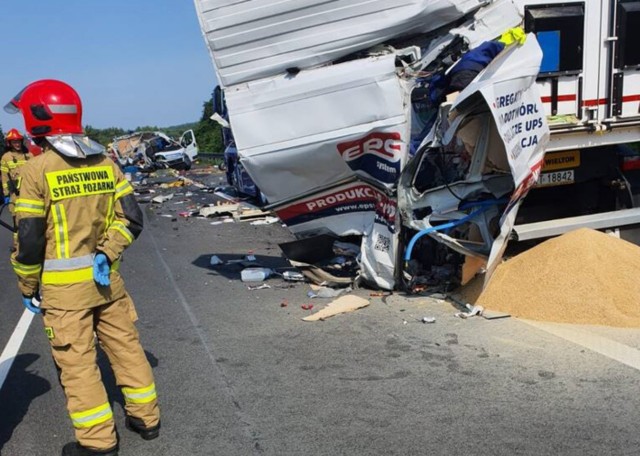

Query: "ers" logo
337,132,401,162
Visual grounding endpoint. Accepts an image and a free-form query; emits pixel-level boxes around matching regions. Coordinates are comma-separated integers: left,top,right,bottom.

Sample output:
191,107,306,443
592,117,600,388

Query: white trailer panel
194,0,485,86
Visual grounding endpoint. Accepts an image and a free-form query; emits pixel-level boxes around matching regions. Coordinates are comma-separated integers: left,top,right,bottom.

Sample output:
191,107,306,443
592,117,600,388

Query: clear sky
0,0,217,132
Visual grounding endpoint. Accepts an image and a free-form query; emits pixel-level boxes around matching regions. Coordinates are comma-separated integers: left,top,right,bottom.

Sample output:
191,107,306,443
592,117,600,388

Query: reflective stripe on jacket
1,150,33,209
11,147,143,309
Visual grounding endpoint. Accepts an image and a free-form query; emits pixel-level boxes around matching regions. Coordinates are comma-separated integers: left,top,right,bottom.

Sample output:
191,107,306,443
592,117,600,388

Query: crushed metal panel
451,0,522,46
194,0,487,86
273,181,398,290
451,34,549,189
398,35,549,289
224,54,411,204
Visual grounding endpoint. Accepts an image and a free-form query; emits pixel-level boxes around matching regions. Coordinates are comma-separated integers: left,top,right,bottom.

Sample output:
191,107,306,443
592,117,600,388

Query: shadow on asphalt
0,353,51,451
192,253,291,280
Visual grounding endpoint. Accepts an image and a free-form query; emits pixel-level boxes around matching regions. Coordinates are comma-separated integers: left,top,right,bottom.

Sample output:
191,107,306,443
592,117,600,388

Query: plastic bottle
241,267,273,282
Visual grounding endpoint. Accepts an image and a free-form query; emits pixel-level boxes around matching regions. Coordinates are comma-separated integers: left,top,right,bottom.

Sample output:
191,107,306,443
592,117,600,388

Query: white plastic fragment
247,283,271,290
250,217,280,226
307,286,352,299
455,304,485,319
151,193,174,204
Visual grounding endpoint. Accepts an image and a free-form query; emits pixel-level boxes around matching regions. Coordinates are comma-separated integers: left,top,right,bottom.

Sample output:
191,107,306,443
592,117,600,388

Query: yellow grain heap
477,228,640,327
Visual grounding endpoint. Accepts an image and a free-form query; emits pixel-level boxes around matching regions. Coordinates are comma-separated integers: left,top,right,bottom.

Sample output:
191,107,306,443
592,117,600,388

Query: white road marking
522,320,640,372
0,309,35,391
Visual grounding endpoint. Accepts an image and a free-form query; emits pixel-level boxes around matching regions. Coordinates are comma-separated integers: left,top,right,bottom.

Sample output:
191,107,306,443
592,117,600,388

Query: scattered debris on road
454,304,485,319
247,283,271,291
307,287,351,299
151,193,174,204
302,295,370,322
135,166,639,330
241,267,274,282
279,235,360,287
281,271,306,282
131,164,278,226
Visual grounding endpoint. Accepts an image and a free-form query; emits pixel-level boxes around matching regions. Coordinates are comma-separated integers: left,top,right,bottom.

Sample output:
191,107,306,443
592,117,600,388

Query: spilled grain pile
477,228,640,327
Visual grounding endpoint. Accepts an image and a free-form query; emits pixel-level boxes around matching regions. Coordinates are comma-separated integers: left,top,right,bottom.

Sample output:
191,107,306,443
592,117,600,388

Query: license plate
537,170,575,187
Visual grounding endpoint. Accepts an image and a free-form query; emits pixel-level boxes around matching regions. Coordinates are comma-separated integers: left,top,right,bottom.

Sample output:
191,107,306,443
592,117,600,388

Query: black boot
61,442,118,456
125,415,161,441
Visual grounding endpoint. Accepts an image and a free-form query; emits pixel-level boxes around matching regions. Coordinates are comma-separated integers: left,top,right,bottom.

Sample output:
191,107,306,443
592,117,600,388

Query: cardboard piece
234,208,271,221
462,256,486,286
302,295,369,322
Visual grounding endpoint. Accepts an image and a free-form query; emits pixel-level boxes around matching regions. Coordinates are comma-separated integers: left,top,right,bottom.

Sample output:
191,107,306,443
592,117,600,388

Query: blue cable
403,198,507,263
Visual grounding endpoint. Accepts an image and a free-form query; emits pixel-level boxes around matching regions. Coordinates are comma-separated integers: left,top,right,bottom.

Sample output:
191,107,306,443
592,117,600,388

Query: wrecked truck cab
111,130,198,171
398,105,514,290
398,35,549,291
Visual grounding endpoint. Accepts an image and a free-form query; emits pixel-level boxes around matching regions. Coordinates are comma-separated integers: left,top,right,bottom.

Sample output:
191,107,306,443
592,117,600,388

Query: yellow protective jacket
11,147,143,310
1,149,33,203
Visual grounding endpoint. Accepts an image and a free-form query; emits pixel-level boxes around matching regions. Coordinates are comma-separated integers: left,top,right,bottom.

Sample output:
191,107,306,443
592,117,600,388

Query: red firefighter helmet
4,79,83,137
4,128,23,142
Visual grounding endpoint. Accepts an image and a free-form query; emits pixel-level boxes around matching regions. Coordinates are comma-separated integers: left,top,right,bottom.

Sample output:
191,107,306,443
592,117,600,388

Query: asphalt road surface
2,187,640,455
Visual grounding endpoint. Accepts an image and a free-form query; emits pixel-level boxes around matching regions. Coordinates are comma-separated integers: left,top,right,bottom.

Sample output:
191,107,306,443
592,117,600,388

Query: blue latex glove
93,253,111,286
22,295,41,314
3,196,9,205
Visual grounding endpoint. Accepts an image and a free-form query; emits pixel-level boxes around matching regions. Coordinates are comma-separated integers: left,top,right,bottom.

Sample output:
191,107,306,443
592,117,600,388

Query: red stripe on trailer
582,98,608,107
540,95,640,105
541,94,577,103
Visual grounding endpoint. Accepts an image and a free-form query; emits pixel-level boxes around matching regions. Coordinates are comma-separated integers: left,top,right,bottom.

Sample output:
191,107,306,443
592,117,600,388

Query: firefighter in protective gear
5,79,160,456
1,128,33,212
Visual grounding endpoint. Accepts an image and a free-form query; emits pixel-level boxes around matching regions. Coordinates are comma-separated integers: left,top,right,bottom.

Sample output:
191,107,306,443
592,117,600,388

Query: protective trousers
42,294,160,450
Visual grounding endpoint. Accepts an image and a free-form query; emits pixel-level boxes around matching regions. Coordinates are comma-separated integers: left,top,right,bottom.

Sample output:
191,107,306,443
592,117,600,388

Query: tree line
1,94,224,155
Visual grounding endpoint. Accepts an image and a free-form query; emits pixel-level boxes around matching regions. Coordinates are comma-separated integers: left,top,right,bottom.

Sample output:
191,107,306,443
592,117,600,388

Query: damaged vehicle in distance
109,130,198,171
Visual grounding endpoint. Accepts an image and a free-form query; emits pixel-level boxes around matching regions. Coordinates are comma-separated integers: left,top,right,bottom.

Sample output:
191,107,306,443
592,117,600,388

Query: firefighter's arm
97,170,143,263
1,155,9,197
11,163,46,297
